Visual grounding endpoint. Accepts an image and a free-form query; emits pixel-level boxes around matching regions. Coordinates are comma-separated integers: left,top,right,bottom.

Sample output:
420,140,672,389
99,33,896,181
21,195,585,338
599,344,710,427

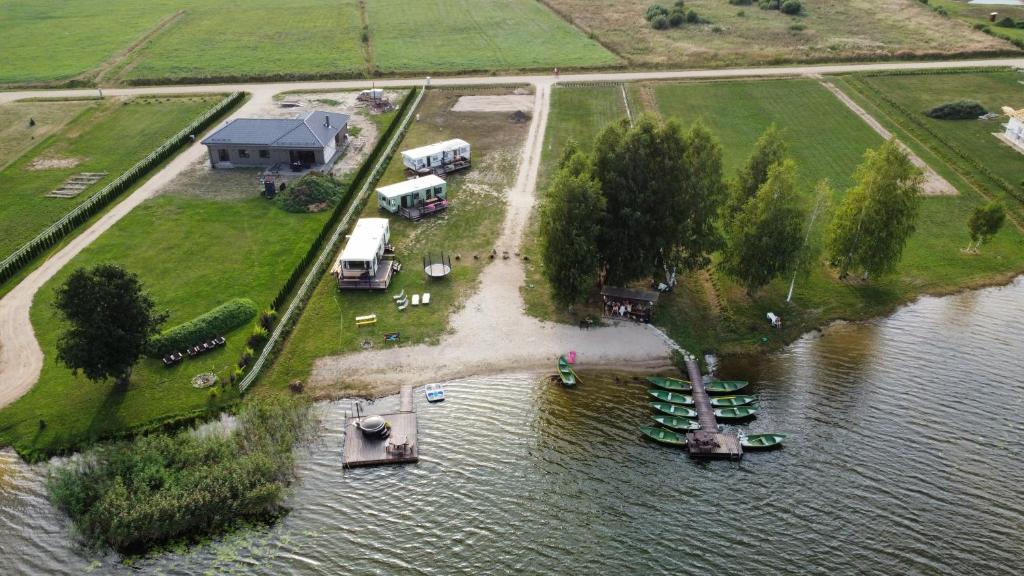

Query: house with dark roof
201,110,349,169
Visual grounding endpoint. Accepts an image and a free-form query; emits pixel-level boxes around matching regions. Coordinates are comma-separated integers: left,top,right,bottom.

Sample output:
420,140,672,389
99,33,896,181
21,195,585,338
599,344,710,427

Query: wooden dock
342,385,419,468
684,358,743,460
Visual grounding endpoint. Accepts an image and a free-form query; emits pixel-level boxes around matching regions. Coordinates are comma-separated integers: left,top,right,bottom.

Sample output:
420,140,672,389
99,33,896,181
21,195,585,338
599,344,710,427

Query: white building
401,139,470,173
377,175,447,214
333,218,393,289
1003,106,1024,150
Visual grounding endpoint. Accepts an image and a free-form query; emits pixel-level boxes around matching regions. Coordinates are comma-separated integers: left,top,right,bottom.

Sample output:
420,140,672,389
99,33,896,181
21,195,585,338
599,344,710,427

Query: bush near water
276,173,347,213
147,298,257,356
46,396,317,553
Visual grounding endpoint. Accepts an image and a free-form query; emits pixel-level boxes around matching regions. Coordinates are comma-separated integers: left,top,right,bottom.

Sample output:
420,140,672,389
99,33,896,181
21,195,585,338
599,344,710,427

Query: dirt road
1,57,1022,407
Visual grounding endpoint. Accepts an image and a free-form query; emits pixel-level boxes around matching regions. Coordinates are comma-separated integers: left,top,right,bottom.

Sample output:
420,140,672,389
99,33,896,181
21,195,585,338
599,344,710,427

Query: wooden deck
343,385,419,468
684,358,743,460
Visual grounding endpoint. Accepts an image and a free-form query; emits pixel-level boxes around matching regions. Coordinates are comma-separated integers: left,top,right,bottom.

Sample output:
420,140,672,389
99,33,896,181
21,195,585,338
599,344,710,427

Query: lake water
1,279,1023,574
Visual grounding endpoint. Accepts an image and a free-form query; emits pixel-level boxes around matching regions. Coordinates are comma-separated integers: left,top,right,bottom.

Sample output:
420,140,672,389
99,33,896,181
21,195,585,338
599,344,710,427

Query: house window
258,149,270,159
238,149,250,159
434,186,443,195
218,149,229,162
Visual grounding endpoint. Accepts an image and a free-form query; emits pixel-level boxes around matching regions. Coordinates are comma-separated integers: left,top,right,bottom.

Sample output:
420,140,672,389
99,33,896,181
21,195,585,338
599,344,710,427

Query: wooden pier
684,358,743,460
342,385,419,468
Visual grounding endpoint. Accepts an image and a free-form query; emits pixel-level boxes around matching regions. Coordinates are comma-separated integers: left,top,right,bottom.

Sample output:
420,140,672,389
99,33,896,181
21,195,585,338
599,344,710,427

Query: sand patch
452,95,535,113
25,156,82,170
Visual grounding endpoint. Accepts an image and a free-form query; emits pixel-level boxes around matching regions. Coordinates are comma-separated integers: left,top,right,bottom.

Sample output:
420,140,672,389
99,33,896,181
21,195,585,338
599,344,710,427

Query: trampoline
423,254,453,279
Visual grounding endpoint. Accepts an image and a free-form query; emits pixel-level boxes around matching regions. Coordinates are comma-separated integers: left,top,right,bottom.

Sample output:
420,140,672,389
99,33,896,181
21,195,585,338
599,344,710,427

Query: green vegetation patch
276,173,347,213
149,298,258,357
926,100,988,120
0,100,93,170
0,96,221,260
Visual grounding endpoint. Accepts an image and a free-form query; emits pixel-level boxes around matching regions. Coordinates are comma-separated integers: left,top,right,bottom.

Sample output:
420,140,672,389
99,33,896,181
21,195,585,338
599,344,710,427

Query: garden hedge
148,297,257,356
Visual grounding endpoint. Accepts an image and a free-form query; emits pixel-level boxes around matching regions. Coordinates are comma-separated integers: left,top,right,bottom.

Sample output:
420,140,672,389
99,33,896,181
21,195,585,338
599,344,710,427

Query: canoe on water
708,395,756,407
647,389,695,405
739,433,786,449
650,402,698,418
713,405,759,420
652,415,700,431
646,376,692,392
640,426,688,447
704,380,749,394
557,356,577,386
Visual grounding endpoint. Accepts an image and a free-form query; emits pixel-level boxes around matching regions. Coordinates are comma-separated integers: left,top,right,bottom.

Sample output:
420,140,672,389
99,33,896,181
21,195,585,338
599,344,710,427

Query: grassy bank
526,76,1024,356
262,88,530,395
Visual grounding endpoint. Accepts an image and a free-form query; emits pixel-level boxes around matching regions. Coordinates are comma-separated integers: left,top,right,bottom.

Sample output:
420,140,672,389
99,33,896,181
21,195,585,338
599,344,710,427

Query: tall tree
966,201,1006,253
725,124,787,221
827,140,923,279
720,160,806,295
54,264,167,385
676,121,727,271
539,152,607,306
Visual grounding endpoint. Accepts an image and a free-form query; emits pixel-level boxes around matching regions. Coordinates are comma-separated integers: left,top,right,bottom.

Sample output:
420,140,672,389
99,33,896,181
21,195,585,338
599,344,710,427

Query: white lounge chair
412,294,420,306
393,289,405,301
395,297,408,307
422,293,431,305
398,301,408,311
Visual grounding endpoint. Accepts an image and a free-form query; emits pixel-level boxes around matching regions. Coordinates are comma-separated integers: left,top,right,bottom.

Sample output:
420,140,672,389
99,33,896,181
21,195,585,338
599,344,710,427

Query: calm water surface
1,279,1023,575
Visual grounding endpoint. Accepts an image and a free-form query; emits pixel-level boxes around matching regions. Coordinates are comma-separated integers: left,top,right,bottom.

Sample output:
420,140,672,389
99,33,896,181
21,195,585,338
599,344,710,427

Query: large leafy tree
676,121,727,271
721,160,806,295
54,264,167,385
827,140,923,279
539,151,606,306
724,124,787,221
966,201,1006,253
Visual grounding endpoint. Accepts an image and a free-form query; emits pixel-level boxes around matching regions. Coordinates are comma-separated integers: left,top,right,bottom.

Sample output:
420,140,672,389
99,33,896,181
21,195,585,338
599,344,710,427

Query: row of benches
162,336,226,367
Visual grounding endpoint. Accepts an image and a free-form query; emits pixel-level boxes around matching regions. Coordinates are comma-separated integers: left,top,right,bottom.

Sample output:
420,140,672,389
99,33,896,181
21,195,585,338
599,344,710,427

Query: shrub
148,298,258,356
247,324,269,348
259,307,277,329
780,0,801,15
674,0,685,7
737,10,746,16
276,173,346,213
669,11,685,26
711,25,723,33
652,14,669,29
686,9,699,23
789,23,806,31
934,6,947,16
645,3,669,21
925,100,988,120
729,0,753,4
997,17,1016,28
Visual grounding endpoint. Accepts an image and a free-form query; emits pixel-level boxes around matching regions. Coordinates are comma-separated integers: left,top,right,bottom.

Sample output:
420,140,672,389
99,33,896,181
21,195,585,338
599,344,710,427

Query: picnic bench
355,314,378,327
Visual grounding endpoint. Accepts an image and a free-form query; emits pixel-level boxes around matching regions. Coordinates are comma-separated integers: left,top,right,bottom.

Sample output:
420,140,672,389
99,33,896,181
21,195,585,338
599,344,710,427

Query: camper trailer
357,88,385,102
376,175,448,220
401,139,470,175
333,218,395,290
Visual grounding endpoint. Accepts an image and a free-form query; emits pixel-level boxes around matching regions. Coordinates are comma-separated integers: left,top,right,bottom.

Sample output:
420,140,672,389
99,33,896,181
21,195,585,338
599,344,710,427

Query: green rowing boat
704,380,749,394
713,405,758,419
645,376,692,392
708,395,756,407
646,389,695,405
640,426,687,447
650,402,698,418
652,415,700,431
739,433,786,449
557,356,577,386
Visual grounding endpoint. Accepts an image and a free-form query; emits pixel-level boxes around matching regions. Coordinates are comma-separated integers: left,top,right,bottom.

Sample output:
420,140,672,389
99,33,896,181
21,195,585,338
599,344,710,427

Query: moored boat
652,415,700,431
708,395,755,407
704,380,749,394
557,356,577,386
645,376,692,392
650,402,698,418
738,432,786,449
713,405,759,420
424,383,446,403
647,389,695,405
640,426,687,447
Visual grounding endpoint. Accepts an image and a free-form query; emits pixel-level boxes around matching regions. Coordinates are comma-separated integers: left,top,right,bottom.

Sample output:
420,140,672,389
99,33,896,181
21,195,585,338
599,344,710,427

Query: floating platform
342,385,419,468
683,358,743,460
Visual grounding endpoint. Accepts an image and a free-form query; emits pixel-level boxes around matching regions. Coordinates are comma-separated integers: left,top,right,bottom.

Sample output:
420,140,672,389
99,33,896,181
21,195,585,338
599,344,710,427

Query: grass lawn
526,78,1024,356
542,0,1015,68
0,95,223,261
838,70,1024,220
0,99,93,170
366,0,618,73
261,88,530,395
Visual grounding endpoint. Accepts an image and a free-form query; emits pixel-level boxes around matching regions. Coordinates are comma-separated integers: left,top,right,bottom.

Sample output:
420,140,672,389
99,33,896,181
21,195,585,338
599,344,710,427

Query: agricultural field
0,95,399,459
263,88,532,395
0,95,223,261
366,0,618,73
543,0,1015,68
527,77,1024,354
927,0,1024,46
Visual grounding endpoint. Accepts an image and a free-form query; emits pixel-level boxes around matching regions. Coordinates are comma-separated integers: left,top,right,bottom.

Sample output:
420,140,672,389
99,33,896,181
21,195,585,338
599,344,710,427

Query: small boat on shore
652,415,700,431
647,389,695,405
713,405,758,420
650,402,698,418
709,395,755,407
739,432,786,449
424,383,445,403
646,376,692,392
640,426,687,447
557,356,578,386
705,380,749,394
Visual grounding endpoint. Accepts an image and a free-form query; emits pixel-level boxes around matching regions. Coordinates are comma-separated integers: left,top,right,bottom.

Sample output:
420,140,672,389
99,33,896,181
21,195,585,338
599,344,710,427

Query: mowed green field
366,0,617,73
0,95,221,260
528,78,1024,354
0,176,332,459
263,89,530,394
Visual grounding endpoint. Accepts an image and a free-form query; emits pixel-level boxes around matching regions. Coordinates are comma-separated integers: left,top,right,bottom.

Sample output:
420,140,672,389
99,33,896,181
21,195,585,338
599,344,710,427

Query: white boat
424,383,446,403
